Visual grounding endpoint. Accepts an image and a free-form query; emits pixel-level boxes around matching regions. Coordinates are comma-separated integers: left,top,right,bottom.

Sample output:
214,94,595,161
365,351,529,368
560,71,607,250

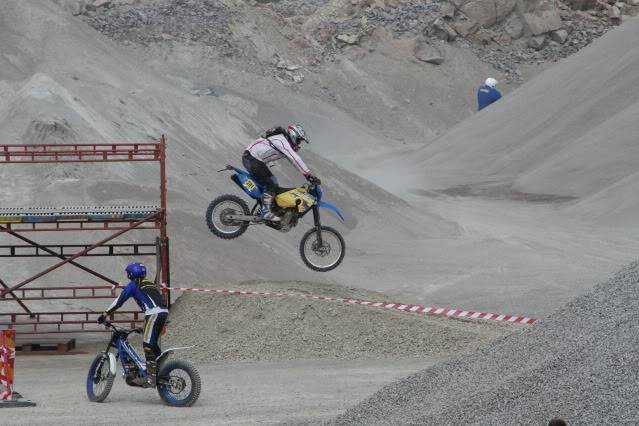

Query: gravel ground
163,281,517,362
331,261,639,425
1,354,440,425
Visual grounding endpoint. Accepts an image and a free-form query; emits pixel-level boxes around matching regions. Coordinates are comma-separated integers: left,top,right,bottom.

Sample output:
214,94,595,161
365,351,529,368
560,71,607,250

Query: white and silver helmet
287,124,309,147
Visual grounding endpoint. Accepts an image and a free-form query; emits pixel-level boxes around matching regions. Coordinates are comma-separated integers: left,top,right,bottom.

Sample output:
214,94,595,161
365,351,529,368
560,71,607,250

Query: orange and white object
0,330,16,401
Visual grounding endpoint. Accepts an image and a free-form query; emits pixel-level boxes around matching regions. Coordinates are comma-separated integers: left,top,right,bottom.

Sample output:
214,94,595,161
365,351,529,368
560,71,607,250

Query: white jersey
246,134,311,176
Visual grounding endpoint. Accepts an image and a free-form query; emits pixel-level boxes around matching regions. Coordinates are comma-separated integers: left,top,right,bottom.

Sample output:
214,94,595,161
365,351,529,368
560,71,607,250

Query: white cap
485,77,498,88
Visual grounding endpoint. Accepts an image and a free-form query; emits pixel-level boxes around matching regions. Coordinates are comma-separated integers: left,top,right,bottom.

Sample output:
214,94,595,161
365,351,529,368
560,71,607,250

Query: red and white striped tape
161,285,537,324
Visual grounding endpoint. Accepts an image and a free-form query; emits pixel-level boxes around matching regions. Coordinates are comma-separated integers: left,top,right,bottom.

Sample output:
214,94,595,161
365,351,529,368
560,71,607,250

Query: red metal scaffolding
0,137,170,334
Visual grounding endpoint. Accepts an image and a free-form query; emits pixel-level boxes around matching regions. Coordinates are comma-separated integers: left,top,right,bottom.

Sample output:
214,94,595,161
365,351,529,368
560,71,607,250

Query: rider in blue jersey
98,262,168,387
477,77,502,111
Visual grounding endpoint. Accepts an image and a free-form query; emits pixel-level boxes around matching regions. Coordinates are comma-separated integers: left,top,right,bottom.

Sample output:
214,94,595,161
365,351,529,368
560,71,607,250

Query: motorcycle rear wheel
299,226,346,272
86,353,115,403
157,360,201,407
206,194,250,239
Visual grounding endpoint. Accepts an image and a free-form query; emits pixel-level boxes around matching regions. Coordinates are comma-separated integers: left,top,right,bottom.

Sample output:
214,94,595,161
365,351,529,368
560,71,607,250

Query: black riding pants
143,311,168,362
242,151,279,193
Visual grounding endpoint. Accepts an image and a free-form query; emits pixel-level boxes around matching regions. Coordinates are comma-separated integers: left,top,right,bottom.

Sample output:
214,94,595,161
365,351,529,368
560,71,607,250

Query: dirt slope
0,1,456,316
385,17,639,226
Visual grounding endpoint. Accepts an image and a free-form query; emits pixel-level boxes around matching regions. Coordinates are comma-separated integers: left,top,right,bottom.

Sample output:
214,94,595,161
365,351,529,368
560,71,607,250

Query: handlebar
99,318,143,336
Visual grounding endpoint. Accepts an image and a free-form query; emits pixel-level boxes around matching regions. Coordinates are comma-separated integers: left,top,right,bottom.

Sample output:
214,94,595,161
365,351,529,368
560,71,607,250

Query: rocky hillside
41,0,629,152
61,0,635,83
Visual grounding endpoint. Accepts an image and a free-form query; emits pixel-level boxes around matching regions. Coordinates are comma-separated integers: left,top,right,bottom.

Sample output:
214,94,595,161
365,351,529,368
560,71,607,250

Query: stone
528,34,547,49
414,42,446,64
276,59,302,71
550,28,569,43
335,33,360,44
60,0,86,16
453,19,480,37
93,0,111,8
495,0,520,21
440,1,456,18
503,14,524,39
522,8,563,35
460,0,496,25
474,29,495,44
609,5,622,24
460,0,517,26
371,27,393,42
431,18,457,41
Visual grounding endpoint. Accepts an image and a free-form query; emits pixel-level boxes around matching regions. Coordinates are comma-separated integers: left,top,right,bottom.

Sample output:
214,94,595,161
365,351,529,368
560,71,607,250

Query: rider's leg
242,153,281,221
260,178,280,222
143,312,167,386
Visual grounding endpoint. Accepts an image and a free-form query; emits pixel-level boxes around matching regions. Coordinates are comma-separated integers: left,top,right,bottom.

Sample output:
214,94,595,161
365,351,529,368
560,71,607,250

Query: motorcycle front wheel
206,194,250,239
86,352,115,403
157,360,201,407
299,226,346,272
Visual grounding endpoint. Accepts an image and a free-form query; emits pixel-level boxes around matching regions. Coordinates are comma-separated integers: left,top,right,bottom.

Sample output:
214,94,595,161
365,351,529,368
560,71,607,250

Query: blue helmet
125,262,146,280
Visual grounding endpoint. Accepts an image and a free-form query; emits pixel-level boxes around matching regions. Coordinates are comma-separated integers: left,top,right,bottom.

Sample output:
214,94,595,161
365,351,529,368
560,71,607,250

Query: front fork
312,205,324,246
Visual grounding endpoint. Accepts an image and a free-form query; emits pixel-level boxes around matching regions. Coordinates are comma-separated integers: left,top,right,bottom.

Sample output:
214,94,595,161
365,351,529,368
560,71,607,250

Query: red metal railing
0,285,118,301
0,311,143,334
0,220,160,233
0,143,160,163
0,243,157,257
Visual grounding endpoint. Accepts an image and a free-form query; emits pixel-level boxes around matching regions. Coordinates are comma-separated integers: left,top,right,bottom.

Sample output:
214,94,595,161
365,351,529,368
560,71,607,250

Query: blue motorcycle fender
233,173,262,199
318,201,345,221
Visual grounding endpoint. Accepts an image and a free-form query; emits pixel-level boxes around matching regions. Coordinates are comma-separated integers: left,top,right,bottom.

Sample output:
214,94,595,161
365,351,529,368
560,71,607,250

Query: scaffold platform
0,206,161,232
0,138,170,336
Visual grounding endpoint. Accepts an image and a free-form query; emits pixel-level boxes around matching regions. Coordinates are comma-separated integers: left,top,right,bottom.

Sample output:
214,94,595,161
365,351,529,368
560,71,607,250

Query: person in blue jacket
98,262,168,387
477,77,502,111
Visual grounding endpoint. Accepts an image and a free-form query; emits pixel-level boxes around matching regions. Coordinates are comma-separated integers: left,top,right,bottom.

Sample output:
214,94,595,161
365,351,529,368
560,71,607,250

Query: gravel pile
163,281,516,362
84,0,236,54
332,261,639,425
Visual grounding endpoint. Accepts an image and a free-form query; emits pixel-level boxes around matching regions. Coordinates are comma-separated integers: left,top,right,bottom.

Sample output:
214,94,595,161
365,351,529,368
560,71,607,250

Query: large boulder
459,0,518,26
453,18,480,36
528,34,547,48
550,28,569,43
414,40,446,65
431,18,458,41
520,0,563,35
504,13,525,39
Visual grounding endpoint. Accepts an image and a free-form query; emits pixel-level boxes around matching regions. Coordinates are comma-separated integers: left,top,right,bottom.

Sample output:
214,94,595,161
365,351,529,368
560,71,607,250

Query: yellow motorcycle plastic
276,188,316,213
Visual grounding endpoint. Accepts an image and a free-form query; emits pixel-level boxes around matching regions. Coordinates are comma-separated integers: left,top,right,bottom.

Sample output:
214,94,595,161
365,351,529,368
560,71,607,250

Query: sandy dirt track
2,352,438,425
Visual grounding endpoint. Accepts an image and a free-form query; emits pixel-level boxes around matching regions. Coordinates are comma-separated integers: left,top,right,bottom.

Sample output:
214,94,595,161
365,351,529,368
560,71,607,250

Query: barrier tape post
0,330,36,408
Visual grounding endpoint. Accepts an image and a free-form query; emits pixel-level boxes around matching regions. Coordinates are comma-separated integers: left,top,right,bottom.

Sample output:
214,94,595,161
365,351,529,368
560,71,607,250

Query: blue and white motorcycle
206,165,346,272
86,319,201,406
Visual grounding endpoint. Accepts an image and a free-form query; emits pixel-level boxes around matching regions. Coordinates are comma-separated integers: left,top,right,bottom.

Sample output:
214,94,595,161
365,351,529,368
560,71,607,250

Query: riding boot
144,360,157,387
260,192,280,222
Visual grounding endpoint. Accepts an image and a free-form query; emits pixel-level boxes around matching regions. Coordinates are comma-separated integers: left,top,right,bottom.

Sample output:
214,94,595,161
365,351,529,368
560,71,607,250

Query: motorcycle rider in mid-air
98,262,168,387
242,124,321,222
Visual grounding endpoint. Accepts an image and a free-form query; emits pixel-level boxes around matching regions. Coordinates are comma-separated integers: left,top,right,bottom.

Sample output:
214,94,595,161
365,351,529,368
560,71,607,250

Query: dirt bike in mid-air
86,319,201,407
206,165,346,272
